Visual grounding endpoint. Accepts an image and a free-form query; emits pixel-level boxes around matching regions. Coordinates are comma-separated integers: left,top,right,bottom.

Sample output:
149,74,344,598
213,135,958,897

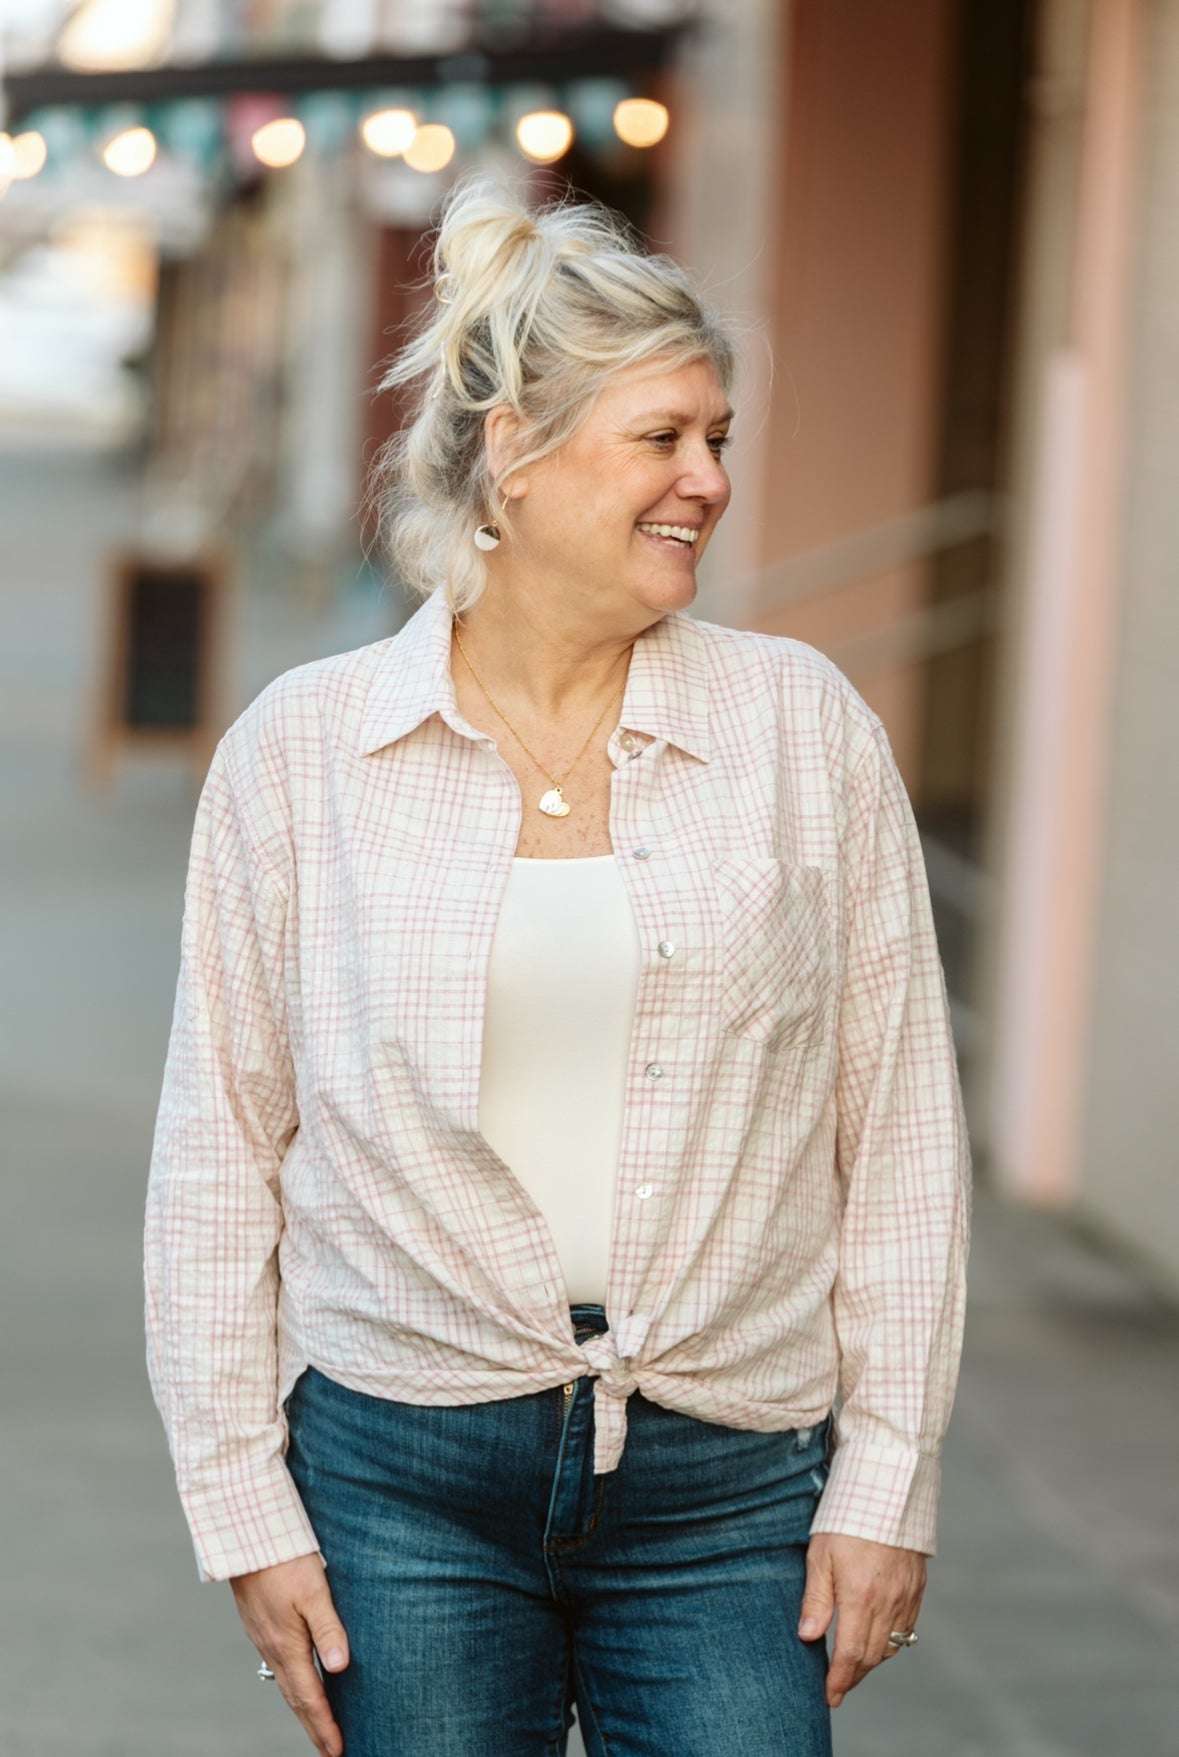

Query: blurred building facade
2,0,1176,1287
694,0,1178,1291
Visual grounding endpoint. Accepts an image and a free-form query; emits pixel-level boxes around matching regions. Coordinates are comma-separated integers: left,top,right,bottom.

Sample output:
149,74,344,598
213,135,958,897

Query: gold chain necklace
453,625,629,818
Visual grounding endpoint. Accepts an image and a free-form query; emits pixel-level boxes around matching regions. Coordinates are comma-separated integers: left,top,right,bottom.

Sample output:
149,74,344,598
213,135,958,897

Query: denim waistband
569,1302,608,1340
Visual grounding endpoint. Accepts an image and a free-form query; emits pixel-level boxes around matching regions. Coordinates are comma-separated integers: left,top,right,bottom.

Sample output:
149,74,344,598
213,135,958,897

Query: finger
878,1625,904,1662
867,1600,921,1672
303,1588,350,1676
826,1603,874,1707
798,1546,836,1642
273,1645,344,1757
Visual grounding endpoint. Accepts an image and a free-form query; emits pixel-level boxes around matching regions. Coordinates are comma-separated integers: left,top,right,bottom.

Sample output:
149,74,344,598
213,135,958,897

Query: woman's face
498,355,734,629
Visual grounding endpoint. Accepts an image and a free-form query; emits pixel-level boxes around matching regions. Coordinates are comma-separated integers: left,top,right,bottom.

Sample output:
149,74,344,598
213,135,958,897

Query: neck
454,577,652,720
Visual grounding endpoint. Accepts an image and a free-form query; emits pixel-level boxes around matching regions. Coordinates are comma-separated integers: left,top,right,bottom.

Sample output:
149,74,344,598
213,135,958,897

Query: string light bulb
404,123,456,173
251,117,306,169
102,126,157,177
59,0,173,71
361,108,417,158
12,130,48,178
613,98,670,148
515,110,574,164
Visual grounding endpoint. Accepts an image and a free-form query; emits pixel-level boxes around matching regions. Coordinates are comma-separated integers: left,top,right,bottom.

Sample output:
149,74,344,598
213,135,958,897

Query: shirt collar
616,603,711,763
359,585,711,764
359,587,460,755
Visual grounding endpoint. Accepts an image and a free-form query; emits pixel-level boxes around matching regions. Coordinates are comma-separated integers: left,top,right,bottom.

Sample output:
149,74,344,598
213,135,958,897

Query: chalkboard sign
90,552,224,782
122,564,205,730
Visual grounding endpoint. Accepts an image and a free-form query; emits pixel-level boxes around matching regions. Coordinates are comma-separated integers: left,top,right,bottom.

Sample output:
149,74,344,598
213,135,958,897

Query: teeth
638,523,699,543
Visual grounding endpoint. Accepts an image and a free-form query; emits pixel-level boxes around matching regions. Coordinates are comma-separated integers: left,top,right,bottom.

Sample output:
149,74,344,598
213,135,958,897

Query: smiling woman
372,179,736,617
147,177,969,1757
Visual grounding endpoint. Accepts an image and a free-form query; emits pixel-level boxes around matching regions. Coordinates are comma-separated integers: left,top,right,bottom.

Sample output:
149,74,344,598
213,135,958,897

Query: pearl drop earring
473,524,501,552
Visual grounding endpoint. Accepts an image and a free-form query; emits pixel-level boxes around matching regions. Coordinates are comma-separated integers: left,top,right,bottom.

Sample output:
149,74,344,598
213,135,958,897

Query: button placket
616,785,673,1241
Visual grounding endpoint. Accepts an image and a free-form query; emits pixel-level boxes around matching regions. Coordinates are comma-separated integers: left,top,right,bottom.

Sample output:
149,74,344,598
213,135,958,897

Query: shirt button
657,940,676,959
644,1062,664,1081
632,846,652,861
619,732,639,753
635,1183,654,1201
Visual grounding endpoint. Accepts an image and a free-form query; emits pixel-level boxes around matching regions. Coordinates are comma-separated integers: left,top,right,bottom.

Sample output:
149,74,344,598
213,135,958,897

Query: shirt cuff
180,1456,323,1582
810,1432,942,1554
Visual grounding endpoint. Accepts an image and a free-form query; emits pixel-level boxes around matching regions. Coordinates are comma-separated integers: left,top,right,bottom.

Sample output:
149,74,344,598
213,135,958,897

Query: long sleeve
144,601,973,1577
810,722,972,1554
145,741,320,1581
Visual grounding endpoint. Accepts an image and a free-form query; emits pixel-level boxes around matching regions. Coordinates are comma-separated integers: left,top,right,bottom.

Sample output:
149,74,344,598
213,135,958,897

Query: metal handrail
754,488,1000,612
696,489,1001,626
694,489,1005,948
830,588,998,682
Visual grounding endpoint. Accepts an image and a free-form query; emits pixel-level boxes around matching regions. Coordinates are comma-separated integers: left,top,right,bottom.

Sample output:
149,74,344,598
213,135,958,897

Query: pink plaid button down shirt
145,586,970,1582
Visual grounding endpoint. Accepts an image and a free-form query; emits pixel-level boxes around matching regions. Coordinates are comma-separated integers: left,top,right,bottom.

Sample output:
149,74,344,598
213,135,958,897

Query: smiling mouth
636,522,701,548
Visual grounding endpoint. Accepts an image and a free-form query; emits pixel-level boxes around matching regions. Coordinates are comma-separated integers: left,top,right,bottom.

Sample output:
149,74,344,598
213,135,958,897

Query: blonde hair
374,178,737,612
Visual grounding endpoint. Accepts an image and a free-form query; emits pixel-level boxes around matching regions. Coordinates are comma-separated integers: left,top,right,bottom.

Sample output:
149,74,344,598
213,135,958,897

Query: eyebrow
640,407,735,428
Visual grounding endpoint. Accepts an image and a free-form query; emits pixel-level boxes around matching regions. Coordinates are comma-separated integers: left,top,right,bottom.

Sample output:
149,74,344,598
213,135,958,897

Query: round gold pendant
538,787,570,818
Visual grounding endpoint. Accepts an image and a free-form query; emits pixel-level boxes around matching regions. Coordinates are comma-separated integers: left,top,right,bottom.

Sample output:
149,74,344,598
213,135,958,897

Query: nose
677,439,731,506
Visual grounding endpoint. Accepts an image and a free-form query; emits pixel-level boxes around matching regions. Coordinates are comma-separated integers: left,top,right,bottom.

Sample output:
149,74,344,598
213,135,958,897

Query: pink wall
989,0,1144,1207
757,0,957,790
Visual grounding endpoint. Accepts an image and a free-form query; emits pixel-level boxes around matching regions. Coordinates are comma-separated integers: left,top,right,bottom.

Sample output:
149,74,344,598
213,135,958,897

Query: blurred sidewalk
2,452,1177,1756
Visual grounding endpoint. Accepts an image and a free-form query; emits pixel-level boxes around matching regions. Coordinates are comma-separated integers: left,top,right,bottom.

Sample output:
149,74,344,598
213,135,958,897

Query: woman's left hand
798,1532,927,1707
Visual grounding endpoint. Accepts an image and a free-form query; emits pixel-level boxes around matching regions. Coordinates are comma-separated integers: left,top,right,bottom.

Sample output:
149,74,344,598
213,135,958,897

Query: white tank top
479,856,641,1305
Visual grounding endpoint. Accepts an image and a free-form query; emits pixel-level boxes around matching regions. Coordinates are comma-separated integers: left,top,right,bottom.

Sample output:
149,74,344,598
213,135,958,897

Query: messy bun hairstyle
374,179,737,613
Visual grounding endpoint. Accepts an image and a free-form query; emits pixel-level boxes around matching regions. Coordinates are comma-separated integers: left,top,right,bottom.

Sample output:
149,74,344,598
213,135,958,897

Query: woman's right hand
230,1553,350,1757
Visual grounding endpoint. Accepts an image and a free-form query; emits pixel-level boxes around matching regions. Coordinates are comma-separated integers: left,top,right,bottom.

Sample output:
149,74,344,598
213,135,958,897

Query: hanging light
251,117,306,169
567,79,630,148
24,107,87,169
103,126,157,177
11,131,48,179
159,99,222,170
361,108,417,158
516,111,574,165
613,98,670,149
435,85,495,151
403,123,456,174
299,91,354,154
59,0,175,72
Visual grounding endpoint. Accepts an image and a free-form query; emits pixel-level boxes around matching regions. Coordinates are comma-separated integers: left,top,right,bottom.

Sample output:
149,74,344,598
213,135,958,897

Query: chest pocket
714,858,830,1050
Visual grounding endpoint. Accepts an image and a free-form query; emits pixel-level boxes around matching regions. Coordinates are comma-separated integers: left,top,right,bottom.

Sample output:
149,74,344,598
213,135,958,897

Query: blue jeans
285,1305,832,1757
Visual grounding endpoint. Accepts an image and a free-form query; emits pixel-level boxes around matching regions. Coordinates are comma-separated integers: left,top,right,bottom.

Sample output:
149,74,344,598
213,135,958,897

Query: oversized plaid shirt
145,585,970,1582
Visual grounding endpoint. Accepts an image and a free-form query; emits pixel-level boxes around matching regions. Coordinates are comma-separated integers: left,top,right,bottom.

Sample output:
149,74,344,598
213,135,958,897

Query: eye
644,429,732,457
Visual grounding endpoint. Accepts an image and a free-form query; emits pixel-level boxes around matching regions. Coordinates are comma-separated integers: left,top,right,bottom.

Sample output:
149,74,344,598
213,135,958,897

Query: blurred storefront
2,0,1176,1288
713,0,1179,1293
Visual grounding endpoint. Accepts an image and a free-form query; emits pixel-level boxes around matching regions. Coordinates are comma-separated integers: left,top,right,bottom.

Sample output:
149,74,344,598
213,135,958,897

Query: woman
146,181,970,1757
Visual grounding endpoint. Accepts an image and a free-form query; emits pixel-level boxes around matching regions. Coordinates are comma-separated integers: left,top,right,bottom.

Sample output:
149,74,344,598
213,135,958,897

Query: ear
484,405,528,499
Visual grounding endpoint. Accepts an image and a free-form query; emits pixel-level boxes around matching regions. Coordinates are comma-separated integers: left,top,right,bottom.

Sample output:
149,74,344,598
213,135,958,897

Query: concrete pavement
2,449,1177,1755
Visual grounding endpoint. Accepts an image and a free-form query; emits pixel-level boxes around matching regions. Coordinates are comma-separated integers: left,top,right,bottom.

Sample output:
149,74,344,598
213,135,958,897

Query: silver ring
887,1629,919,1650
257,1660,277,1681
